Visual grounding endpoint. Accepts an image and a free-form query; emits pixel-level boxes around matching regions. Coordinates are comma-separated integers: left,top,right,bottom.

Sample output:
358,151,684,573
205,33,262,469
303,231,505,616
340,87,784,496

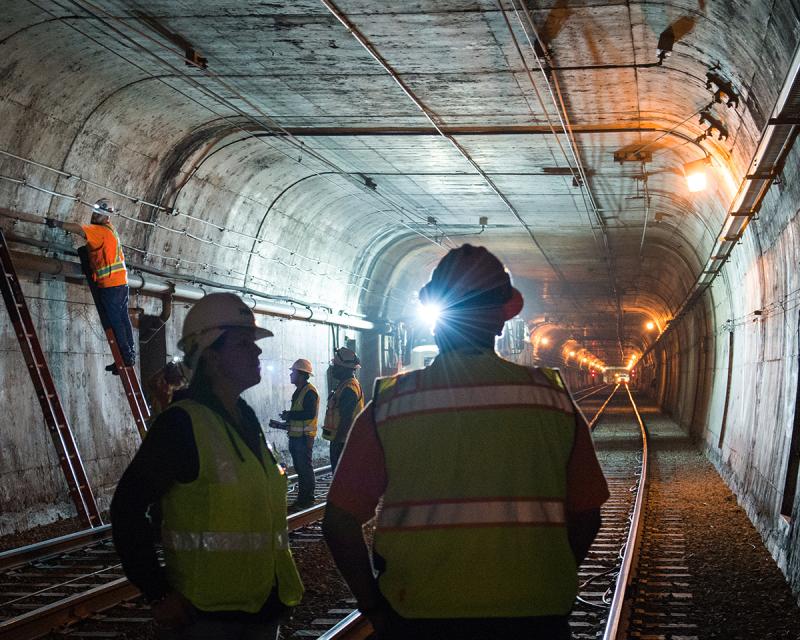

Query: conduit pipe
6,248,378,332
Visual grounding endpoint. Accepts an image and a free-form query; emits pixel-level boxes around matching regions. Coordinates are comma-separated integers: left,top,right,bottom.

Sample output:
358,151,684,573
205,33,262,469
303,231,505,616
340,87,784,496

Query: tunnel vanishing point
1,0,800,605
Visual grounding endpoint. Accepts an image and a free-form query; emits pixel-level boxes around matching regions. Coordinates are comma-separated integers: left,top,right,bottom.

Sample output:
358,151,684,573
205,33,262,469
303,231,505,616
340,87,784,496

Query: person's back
323,245,609,640
372,349,580,620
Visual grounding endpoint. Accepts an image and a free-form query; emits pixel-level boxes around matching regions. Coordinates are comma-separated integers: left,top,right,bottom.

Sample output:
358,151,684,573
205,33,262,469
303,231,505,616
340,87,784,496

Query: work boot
105,363,119,375
288,499,314,512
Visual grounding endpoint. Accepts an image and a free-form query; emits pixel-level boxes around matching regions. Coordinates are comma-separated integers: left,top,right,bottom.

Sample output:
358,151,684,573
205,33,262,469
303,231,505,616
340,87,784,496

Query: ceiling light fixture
684,157,711,193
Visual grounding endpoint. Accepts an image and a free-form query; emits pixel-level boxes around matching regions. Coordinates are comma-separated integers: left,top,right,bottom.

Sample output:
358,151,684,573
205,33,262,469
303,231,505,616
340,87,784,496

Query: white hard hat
290,359,313,375
93,198,115,214
332,347,360,369
178,293,272,368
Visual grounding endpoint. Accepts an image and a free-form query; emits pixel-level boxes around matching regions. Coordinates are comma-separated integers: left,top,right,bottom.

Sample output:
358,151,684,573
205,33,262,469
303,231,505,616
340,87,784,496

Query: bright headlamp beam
417,302,442,327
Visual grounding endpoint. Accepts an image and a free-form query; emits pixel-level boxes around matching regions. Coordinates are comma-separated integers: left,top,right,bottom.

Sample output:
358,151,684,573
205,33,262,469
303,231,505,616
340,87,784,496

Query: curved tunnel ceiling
0,0,796,367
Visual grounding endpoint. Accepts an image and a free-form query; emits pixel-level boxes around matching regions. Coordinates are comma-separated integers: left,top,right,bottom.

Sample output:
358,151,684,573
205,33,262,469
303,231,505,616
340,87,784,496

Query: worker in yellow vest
111,292,303,639
277,359,319,510
323,245,609,639
44,198,135,373
322,347,364,472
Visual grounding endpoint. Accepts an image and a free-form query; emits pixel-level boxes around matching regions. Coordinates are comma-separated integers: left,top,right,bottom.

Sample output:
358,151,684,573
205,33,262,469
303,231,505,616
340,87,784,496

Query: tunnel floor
595,400,800,638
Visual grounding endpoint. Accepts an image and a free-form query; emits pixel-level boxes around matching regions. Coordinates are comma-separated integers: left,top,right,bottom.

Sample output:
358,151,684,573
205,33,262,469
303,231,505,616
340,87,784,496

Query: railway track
0,466,333,640
3,387,653,640
296,384,651,640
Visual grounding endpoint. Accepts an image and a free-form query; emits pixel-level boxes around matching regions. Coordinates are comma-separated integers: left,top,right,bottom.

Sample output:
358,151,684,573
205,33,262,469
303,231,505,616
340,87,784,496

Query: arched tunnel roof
1,0,797,367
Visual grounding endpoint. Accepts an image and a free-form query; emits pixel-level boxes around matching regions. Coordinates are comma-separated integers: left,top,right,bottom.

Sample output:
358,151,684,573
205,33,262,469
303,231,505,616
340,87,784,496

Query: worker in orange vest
44,198,135,373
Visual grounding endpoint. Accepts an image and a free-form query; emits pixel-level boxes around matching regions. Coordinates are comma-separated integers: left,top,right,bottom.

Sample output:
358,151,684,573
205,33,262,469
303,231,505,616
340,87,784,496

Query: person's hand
45,217,63,229
151,591,194,629
280,410,290,420
360,600,398,639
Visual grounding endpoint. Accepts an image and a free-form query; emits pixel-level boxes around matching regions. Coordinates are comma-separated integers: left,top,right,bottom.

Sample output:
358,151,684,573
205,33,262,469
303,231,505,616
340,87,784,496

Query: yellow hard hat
290,358,313,375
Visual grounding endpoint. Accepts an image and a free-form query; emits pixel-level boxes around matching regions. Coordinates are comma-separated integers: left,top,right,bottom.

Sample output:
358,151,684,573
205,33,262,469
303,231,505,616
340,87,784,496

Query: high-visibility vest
322,377,364,442
83,223,127,287
288,383,318,438
371,351,578,619
160,400,303,612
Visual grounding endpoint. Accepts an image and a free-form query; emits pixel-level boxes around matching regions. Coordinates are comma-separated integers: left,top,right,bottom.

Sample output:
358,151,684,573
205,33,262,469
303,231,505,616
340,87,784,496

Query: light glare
418,303,441,327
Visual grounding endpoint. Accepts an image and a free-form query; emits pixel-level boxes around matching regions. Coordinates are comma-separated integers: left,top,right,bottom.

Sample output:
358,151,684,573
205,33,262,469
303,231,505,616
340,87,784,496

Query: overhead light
684,158,710,192
569,350,576,357
646,321,655,330
541,337,550,346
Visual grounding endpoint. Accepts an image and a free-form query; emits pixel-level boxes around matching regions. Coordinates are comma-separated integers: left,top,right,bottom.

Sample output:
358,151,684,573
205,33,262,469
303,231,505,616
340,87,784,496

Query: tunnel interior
1,0,800,601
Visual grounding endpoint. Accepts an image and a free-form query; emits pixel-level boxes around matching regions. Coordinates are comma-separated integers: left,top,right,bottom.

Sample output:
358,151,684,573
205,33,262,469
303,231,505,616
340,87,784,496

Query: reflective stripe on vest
322,377,364,441
288,383,318,437
91,225,127,283
375,383,572,423
371,354,578,619
377,497,566,531
160,400,303,612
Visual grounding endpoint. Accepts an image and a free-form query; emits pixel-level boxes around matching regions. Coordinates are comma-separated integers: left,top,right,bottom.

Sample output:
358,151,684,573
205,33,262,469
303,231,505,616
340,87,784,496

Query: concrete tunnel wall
0,9,406,530
641,136,800,597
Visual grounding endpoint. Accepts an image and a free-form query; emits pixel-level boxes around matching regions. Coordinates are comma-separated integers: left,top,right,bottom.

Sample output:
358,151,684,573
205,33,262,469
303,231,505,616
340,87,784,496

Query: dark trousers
288,436,315,504
329,440,345,473
381,614,571,639
98,285,135,365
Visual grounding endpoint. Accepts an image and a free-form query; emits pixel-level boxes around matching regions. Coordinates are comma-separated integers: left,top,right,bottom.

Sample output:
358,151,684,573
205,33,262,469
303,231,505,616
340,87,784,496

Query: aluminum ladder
0,229,103,528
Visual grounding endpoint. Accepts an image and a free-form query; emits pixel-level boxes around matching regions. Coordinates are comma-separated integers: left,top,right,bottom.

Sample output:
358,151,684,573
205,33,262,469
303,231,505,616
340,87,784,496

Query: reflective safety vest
371,351,578,619
160,400,303,612
322,377,364,442
288,383,318,438
82,223,127,288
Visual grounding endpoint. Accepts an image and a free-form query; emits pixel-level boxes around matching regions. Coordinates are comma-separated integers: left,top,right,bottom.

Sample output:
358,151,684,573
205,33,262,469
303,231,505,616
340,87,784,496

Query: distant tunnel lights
684,158,710,193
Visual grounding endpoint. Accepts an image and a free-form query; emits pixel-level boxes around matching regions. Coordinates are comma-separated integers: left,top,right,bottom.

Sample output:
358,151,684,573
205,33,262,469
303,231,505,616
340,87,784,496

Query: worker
145,360,190,418
44,198,135,373
323,245,609,640
322,346,364,472
110,292,303,639
279,359,319,510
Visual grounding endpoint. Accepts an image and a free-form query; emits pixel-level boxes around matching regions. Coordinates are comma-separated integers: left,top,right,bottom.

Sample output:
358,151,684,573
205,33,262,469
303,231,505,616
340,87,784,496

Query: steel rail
0,525,112,572
587,384,621,430
317,610,374,640
573,383,613,402
601,386,650,640
0,463,331,570
0,502,326,640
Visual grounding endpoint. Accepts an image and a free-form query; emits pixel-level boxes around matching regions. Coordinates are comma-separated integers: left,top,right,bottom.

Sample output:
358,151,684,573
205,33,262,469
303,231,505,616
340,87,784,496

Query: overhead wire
16,0,447,314
320,0,581,308
504,0,628,358
55,0,455,250
0,153,417,306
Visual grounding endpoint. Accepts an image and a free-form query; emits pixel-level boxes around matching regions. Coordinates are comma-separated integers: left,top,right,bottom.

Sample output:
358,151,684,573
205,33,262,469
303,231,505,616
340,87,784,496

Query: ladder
77,247,150,439
0,229,103,528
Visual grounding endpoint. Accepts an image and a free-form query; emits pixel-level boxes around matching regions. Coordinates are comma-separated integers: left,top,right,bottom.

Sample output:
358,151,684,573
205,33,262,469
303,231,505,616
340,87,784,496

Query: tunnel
1,0,800,632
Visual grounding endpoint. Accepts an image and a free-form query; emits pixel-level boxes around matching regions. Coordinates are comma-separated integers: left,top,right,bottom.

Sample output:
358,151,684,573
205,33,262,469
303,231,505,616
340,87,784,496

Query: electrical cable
50,0,452,250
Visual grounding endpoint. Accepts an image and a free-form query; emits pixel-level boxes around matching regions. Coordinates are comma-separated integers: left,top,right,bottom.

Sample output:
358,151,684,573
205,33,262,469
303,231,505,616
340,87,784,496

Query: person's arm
565,413,610,565
43,216,86,238
323,405,388,623
110,407,198,601
282,387,319,421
